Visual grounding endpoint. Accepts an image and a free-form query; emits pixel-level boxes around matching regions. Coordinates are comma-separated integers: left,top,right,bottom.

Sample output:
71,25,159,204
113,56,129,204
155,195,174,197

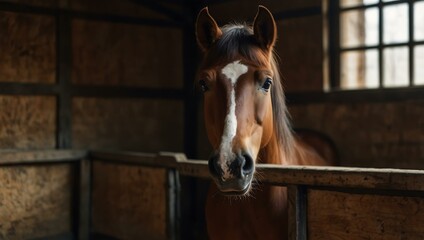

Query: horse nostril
242,154,254,175
208,154,221,177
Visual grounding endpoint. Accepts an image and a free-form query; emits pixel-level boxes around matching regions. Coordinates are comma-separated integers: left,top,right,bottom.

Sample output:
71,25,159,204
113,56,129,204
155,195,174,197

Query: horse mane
202,23,295,160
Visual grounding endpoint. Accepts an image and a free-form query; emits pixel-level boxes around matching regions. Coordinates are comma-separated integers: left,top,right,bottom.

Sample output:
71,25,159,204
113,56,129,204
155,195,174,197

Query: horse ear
253,5,277,51
196,7,222,52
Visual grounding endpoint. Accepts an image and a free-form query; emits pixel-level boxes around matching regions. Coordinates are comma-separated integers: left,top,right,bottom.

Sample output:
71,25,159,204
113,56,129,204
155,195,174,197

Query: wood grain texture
91,160,167,240
308,190,424,240
0,164,73,239
72,97,184,152
275,15,323,93
0,12,56,83
0,96,56,149
0,0,60,7
208,0,321,23
90,151,424,192
70,0,176,19
0,149,86,165
289,100,424,169
71,19,183,88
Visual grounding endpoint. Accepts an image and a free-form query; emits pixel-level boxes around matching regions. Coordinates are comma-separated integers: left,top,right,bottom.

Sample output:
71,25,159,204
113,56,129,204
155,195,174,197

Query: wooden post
78,158,91,240
166,169,181,240
288,185,308,240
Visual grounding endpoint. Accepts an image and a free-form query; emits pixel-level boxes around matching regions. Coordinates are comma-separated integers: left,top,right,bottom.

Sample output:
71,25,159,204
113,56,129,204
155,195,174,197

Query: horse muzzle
208,152,254,195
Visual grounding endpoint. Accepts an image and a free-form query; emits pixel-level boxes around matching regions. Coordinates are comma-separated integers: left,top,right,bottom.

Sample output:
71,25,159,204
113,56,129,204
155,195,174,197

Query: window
329,0,424,90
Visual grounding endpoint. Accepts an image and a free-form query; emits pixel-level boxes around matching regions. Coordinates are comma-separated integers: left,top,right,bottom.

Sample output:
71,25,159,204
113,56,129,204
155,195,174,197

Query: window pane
340,0,378,8
414,45,424,85
341,50,379,89
415,1,424,41
341,8,379,48
383,4,409,44
383,47,409,87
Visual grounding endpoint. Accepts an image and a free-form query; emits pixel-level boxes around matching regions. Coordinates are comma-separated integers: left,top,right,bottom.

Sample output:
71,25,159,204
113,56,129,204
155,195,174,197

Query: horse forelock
201,23,294,161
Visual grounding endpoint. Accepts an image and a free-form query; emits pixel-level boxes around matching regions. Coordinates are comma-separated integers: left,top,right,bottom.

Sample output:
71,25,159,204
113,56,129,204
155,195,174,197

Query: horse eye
261,78,273,92
199,79,209,92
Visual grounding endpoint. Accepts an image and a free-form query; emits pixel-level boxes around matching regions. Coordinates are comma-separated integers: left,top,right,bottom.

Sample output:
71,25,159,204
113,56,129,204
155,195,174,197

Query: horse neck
258,132,290,166
256,132,289,212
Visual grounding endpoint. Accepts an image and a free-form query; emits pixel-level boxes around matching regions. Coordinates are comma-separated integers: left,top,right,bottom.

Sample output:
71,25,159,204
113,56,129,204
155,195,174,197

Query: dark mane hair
202,23,294,158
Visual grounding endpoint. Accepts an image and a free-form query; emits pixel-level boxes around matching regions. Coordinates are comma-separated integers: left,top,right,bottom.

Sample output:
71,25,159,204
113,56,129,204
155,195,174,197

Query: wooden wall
0,4,72,239
0,164,73,239
0,0,186,239
91,161,168,240
308,189,424,239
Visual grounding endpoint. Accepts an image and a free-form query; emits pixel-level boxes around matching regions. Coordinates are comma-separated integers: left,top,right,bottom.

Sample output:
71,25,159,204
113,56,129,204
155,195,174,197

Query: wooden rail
91,150,424,192
0,149,87,165
3,150,424,240
91,150,424,240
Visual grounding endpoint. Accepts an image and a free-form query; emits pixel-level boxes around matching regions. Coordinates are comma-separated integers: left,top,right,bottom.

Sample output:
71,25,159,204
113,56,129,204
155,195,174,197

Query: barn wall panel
275,15,323,92
0,0,60,8
308,190,424,239
208,0,321,23
289,100,424,169
0,164,73,239
0,96,56,149
91,161,167,240
71,19,183,88
69,0,174,20
0,11,56,84
72,97,184,152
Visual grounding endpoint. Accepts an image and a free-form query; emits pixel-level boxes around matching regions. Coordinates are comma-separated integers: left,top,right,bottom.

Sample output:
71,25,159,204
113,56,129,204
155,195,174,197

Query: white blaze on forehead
218,60,248,180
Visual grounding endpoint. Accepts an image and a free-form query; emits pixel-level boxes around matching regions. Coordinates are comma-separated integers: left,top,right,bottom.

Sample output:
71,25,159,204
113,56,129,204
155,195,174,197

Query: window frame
328,0,424,90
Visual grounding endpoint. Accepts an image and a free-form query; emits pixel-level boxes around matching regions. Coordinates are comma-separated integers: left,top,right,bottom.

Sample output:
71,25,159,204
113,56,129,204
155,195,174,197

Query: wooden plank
71,19,183,88
90,151,210,179
0,150,87,165
0,11,56,84
259,164,424,192
72,98,184,153
0,164,73,239
56,12,72,149
166,169,180,240
275,15,323,93
289,100,424,169
0,2,180,27
288,186,308,240
308,190,424,240
77,159,91,240
70,0,174,20
91,161,168,240
90,151,424,192
0,96,57,149
70,86,184,99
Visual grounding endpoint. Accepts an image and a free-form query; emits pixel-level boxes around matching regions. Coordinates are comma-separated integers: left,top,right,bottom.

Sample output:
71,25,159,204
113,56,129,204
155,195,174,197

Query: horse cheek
256,95,273,148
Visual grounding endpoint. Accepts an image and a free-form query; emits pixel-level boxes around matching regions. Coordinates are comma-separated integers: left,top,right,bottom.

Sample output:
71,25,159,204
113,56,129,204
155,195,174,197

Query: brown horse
195,6,334,240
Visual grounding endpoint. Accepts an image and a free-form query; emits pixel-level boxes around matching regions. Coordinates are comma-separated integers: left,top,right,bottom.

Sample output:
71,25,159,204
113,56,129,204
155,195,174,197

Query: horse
195,6,335,239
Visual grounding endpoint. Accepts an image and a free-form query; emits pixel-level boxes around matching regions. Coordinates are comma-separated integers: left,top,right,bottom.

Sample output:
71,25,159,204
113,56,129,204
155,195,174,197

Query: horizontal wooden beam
273,6,322,20
0,83,185,100
260,164,424,192
0,1,182,28
4,149,424,193
0,149,87,165
286,87,424,104
71,86,185,99
91,151,424,193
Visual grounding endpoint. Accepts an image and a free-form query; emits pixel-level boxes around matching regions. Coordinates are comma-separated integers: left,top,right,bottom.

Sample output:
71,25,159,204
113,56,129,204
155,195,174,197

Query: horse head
196,6,289,195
